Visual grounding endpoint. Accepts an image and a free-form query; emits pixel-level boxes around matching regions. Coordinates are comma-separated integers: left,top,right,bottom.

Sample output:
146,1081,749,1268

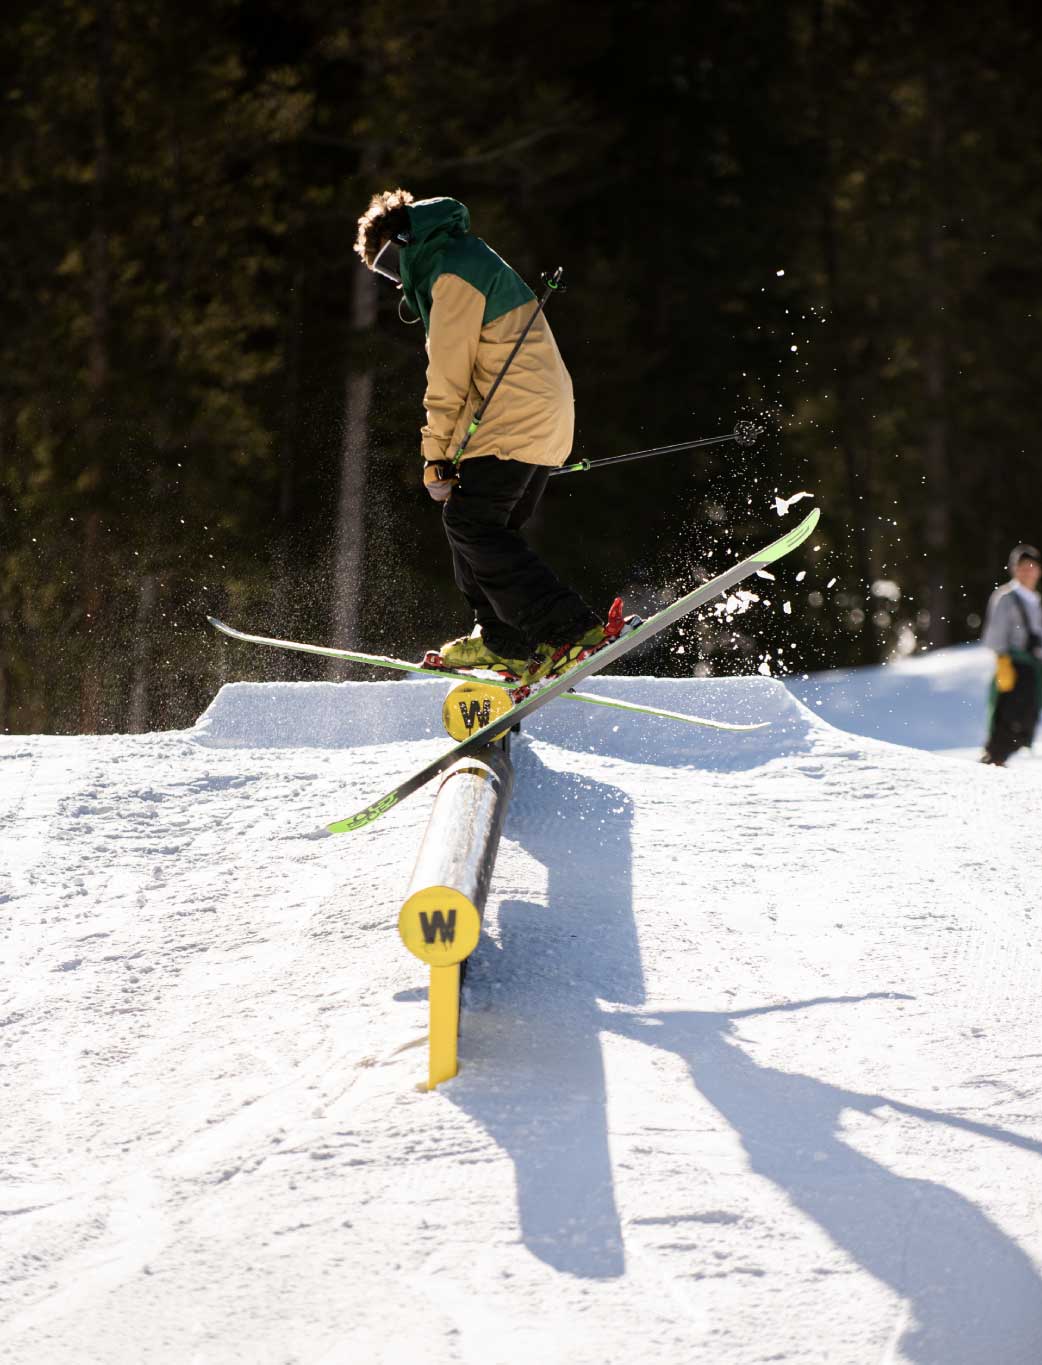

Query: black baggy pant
984,664,1041,765
441,456,596,656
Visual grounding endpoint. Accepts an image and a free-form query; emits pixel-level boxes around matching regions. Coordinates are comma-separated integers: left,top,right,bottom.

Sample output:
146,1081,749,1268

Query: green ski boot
429,628,529,678
522,621,611,685
520,599,633,686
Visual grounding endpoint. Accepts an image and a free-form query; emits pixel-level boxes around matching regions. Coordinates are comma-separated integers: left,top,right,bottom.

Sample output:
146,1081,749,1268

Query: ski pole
549,420,762,477
451,265,565,467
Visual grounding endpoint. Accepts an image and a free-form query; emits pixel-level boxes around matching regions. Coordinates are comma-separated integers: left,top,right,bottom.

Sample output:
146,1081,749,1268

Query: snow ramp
788,642,993,751
193,673,831,770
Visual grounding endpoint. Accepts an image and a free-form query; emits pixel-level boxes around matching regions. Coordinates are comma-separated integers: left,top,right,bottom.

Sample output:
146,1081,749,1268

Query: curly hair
354,188,414,268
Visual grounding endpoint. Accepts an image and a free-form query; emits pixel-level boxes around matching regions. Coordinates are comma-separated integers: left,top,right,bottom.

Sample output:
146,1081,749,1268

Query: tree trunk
270,264,304,672
813,1,878,664
0,600,9,731
922,60,951,647
0,404,10,732
279,269,304,529
330,268,377,660
127,573,158,732
79,0,113,732
79,510,106,732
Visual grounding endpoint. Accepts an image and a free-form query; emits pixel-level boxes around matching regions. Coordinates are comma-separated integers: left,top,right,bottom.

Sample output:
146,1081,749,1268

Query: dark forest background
4,0,1042,734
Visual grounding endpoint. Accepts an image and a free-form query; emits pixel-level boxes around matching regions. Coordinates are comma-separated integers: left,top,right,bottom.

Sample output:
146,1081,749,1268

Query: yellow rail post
428,965,461,1090
398,740,514,1090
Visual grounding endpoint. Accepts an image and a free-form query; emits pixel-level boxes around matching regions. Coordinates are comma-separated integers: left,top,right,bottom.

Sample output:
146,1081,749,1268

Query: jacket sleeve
420,273,485,462
982,590,1014,653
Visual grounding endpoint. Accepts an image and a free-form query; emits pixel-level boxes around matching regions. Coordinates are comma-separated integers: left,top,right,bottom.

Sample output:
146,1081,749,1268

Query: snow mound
193,678,442,749
515,675,834,771
193,675,839,771
788,642,992,751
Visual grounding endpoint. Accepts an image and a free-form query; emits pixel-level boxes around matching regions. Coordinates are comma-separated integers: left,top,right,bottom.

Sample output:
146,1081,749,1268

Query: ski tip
327,791,401,834
759,505,821,565
326,814,374,835
796,505,820,543
786,505,819,536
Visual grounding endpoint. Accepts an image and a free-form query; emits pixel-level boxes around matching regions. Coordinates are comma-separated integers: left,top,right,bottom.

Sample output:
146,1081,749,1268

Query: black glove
423,460,458,502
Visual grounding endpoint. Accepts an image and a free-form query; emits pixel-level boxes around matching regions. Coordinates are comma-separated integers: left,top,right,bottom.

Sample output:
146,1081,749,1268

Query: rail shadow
448,743,641,1279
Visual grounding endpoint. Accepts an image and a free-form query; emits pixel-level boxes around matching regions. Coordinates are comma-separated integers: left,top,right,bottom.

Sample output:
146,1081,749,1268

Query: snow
787,642,1000,756
3,652,1042,1364
773,490,813,516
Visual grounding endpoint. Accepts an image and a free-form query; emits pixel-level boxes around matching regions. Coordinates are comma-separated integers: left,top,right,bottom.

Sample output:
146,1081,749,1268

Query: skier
980,544,1042,766
354,188,606,681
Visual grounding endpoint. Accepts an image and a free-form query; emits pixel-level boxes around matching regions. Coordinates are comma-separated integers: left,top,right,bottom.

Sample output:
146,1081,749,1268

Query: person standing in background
980,544,1042,766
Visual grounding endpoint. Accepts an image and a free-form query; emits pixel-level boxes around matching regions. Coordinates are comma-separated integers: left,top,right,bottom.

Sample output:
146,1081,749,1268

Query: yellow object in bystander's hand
996,654,1017,693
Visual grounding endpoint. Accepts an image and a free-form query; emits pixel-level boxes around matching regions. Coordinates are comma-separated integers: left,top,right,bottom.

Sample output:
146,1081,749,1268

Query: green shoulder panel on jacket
399,196,534,332
437,236,534,326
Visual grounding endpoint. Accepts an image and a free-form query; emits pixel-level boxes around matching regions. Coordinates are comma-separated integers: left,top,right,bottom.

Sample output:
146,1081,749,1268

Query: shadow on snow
449,749,1042,1362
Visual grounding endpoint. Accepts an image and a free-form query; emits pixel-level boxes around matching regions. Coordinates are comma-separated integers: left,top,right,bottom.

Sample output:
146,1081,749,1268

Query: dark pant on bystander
984,664,1041,765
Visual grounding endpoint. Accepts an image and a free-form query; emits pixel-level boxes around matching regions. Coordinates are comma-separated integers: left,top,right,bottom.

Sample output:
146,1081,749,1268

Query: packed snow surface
3,654,1042,1364
787,641,998,754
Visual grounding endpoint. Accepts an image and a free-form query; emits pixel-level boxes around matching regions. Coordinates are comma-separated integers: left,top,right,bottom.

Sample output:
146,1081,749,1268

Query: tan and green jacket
399,198,574,468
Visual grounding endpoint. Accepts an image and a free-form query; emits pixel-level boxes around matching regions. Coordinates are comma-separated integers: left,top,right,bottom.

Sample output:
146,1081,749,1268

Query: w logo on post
458,698,492,732
419,909,457,945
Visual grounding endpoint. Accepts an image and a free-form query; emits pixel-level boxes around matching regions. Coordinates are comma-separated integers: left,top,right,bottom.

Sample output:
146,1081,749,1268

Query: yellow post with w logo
398,742,514,1090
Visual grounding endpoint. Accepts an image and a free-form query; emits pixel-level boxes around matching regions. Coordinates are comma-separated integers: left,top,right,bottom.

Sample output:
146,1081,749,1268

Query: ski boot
520,598,636,687
422,627,529,680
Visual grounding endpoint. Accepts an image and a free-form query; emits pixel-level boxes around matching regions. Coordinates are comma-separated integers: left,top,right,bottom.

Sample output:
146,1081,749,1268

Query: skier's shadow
449,741,641,1279
604,999,1042,1363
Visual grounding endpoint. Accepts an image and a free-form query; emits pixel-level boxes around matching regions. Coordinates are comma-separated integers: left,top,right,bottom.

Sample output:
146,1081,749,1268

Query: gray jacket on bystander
982,582,1042,657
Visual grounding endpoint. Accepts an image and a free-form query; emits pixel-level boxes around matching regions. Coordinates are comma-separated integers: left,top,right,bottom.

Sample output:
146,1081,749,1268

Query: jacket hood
406,196,470,243
399,198,471,331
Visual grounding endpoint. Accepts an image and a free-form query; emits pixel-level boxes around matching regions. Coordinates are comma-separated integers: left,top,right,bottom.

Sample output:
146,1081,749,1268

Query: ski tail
206,616,507,686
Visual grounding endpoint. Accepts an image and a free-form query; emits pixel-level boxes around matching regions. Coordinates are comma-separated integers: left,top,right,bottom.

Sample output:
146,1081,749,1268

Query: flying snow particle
713,589,760,620
773,490,813,517
871,579,901,603
783,601,792,614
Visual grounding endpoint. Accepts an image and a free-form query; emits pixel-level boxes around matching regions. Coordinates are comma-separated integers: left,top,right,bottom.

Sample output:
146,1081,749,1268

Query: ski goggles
372,233,410,287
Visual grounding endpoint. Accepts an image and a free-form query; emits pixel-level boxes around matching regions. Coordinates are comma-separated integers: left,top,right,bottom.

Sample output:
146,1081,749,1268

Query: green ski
326,508,820,833
206,621,768,733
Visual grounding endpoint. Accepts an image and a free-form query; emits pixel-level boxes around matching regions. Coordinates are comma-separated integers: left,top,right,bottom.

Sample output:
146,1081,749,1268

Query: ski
563,691,768,732
325,507,819,833
207,616,494,687
206,619,767,732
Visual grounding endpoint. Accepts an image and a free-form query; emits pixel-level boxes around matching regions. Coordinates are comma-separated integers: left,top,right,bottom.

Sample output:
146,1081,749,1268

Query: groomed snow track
3,671,1042,1364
